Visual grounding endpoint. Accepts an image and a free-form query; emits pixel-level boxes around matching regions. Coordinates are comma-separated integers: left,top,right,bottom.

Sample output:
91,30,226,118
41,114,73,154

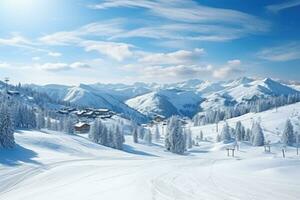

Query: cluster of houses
57,107,115,119
57,107,116,134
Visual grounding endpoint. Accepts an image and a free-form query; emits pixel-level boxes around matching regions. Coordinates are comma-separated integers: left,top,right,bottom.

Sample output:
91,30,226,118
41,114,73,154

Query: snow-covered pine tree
251,122,265,146
200,131,203,141
245,128,251,141
165,116,186,154
112,125,124,150
281,119,295,146
138,127,145,139
36,110,45,130
0,106,15,148
89,119,100,143
143,129,152,145
185,128,193,149
154,125,160,142
63,117,74,135
216,134,221,142
133,126,138,143
235,121,245,141
46,117,52,130
220,123,231,143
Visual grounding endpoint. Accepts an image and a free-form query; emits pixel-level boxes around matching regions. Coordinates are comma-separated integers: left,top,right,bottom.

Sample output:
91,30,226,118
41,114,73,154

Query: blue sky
0,0,299,85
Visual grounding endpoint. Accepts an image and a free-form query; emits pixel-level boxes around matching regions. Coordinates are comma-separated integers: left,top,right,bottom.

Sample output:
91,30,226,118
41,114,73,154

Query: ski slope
1,102,300,200
190,102,300,143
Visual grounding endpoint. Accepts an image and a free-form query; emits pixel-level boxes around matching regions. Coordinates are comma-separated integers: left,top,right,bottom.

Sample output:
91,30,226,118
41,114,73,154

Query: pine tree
199,131,203,141
251,122,265,146
0,106,15,148
36,111,45,130
221,123,231,143
185,128,193,149
281,119,295,146
154,125,160,142
235,121,245,141
63,117,74,134
133,127,138,143
165,116,186,154
143,129,152,145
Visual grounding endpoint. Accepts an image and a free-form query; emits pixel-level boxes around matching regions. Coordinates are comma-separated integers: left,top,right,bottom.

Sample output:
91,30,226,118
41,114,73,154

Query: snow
191,102,300,143
1,102,300,200
126,89,201,118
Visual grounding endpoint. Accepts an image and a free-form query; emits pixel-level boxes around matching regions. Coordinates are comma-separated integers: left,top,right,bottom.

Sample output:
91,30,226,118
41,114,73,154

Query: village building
74,122,90,134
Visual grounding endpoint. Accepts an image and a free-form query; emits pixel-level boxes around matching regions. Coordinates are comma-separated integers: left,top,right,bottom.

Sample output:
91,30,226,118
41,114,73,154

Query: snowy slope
191,102,300,143
126,89,202,118
1,119,300,200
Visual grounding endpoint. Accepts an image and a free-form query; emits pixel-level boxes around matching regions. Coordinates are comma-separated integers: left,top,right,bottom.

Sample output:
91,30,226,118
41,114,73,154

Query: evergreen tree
0,106,15,148
281,119,295,146
165,116,186,154
199,131,203,141
185,128,193,149
143,129,152,145
235,121,245,141
133,127,138,143
63,117,74,134
36,111,45,130
251,122,265,146
154,125,160,141
220,123,231,143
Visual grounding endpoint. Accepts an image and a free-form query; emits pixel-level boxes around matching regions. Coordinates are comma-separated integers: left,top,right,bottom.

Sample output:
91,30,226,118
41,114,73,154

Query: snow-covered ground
1,103,300,200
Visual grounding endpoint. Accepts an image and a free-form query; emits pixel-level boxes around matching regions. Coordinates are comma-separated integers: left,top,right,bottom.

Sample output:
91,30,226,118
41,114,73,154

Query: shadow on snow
0,144,41,166
122,144,159,157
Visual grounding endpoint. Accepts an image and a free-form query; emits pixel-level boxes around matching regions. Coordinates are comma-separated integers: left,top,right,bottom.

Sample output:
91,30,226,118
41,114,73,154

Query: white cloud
0,62,10,68
258,43,300,62
38,19,124,46
227,59,241,65
213,59,244,79
0,33,32,47
267,0,300,12
70,62,91,69
91,0,270,42
48,52,62,57
81,40,133,61
138,48,204,65
124,64,213,82
38,63,70,71
38,62,91,72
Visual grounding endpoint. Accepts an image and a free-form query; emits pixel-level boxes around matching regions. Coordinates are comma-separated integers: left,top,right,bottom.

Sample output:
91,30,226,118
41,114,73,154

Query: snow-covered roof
74,122,90,128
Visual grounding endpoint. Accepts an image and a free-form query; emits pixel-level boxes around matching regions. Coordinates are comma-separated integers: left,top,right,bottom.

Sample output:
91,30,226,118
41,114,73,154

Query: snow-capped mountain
30,83,148,123
199,77,299,110
29,77,300,120
126,89,202,118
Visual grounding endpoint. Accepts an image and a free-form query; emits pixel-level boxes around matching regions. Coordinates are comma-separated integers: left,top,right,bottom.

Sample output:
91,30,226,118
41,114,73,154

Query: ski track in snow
1,99,300,200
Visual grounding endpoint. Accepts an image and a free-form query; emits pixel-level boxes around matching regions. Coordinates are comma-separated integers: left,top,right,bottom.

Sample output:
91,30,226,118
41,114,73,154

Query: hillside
126,89,202,118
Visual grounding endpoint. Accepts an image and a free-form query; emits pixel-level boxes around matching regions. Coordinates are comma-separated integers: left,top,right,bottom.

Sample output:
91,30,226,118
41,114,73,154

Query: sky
0,0,299,85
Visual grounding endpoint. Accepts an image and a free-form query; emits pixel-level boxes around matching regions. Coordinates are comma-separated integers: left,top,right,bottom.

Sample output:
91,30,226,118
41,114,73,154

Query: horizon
0,0,300,85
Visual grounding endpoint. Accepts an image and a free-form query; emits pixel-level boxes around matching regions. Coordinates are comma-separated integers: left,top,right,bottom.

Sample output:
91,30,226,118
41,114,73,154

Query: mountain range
28,77,300,120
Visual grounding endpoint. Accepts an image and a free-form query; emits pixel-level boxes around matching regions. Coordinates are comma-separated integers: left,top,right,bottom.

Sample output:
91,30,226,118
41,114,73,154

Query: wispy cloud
38,62,91,72
48,52,62,57
91,0,270,42
38,19,124,45
80,40,133,61
267,0,300,12
138,48,204,65
213,59,244,79
0,62,10,68
257,42,300,62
